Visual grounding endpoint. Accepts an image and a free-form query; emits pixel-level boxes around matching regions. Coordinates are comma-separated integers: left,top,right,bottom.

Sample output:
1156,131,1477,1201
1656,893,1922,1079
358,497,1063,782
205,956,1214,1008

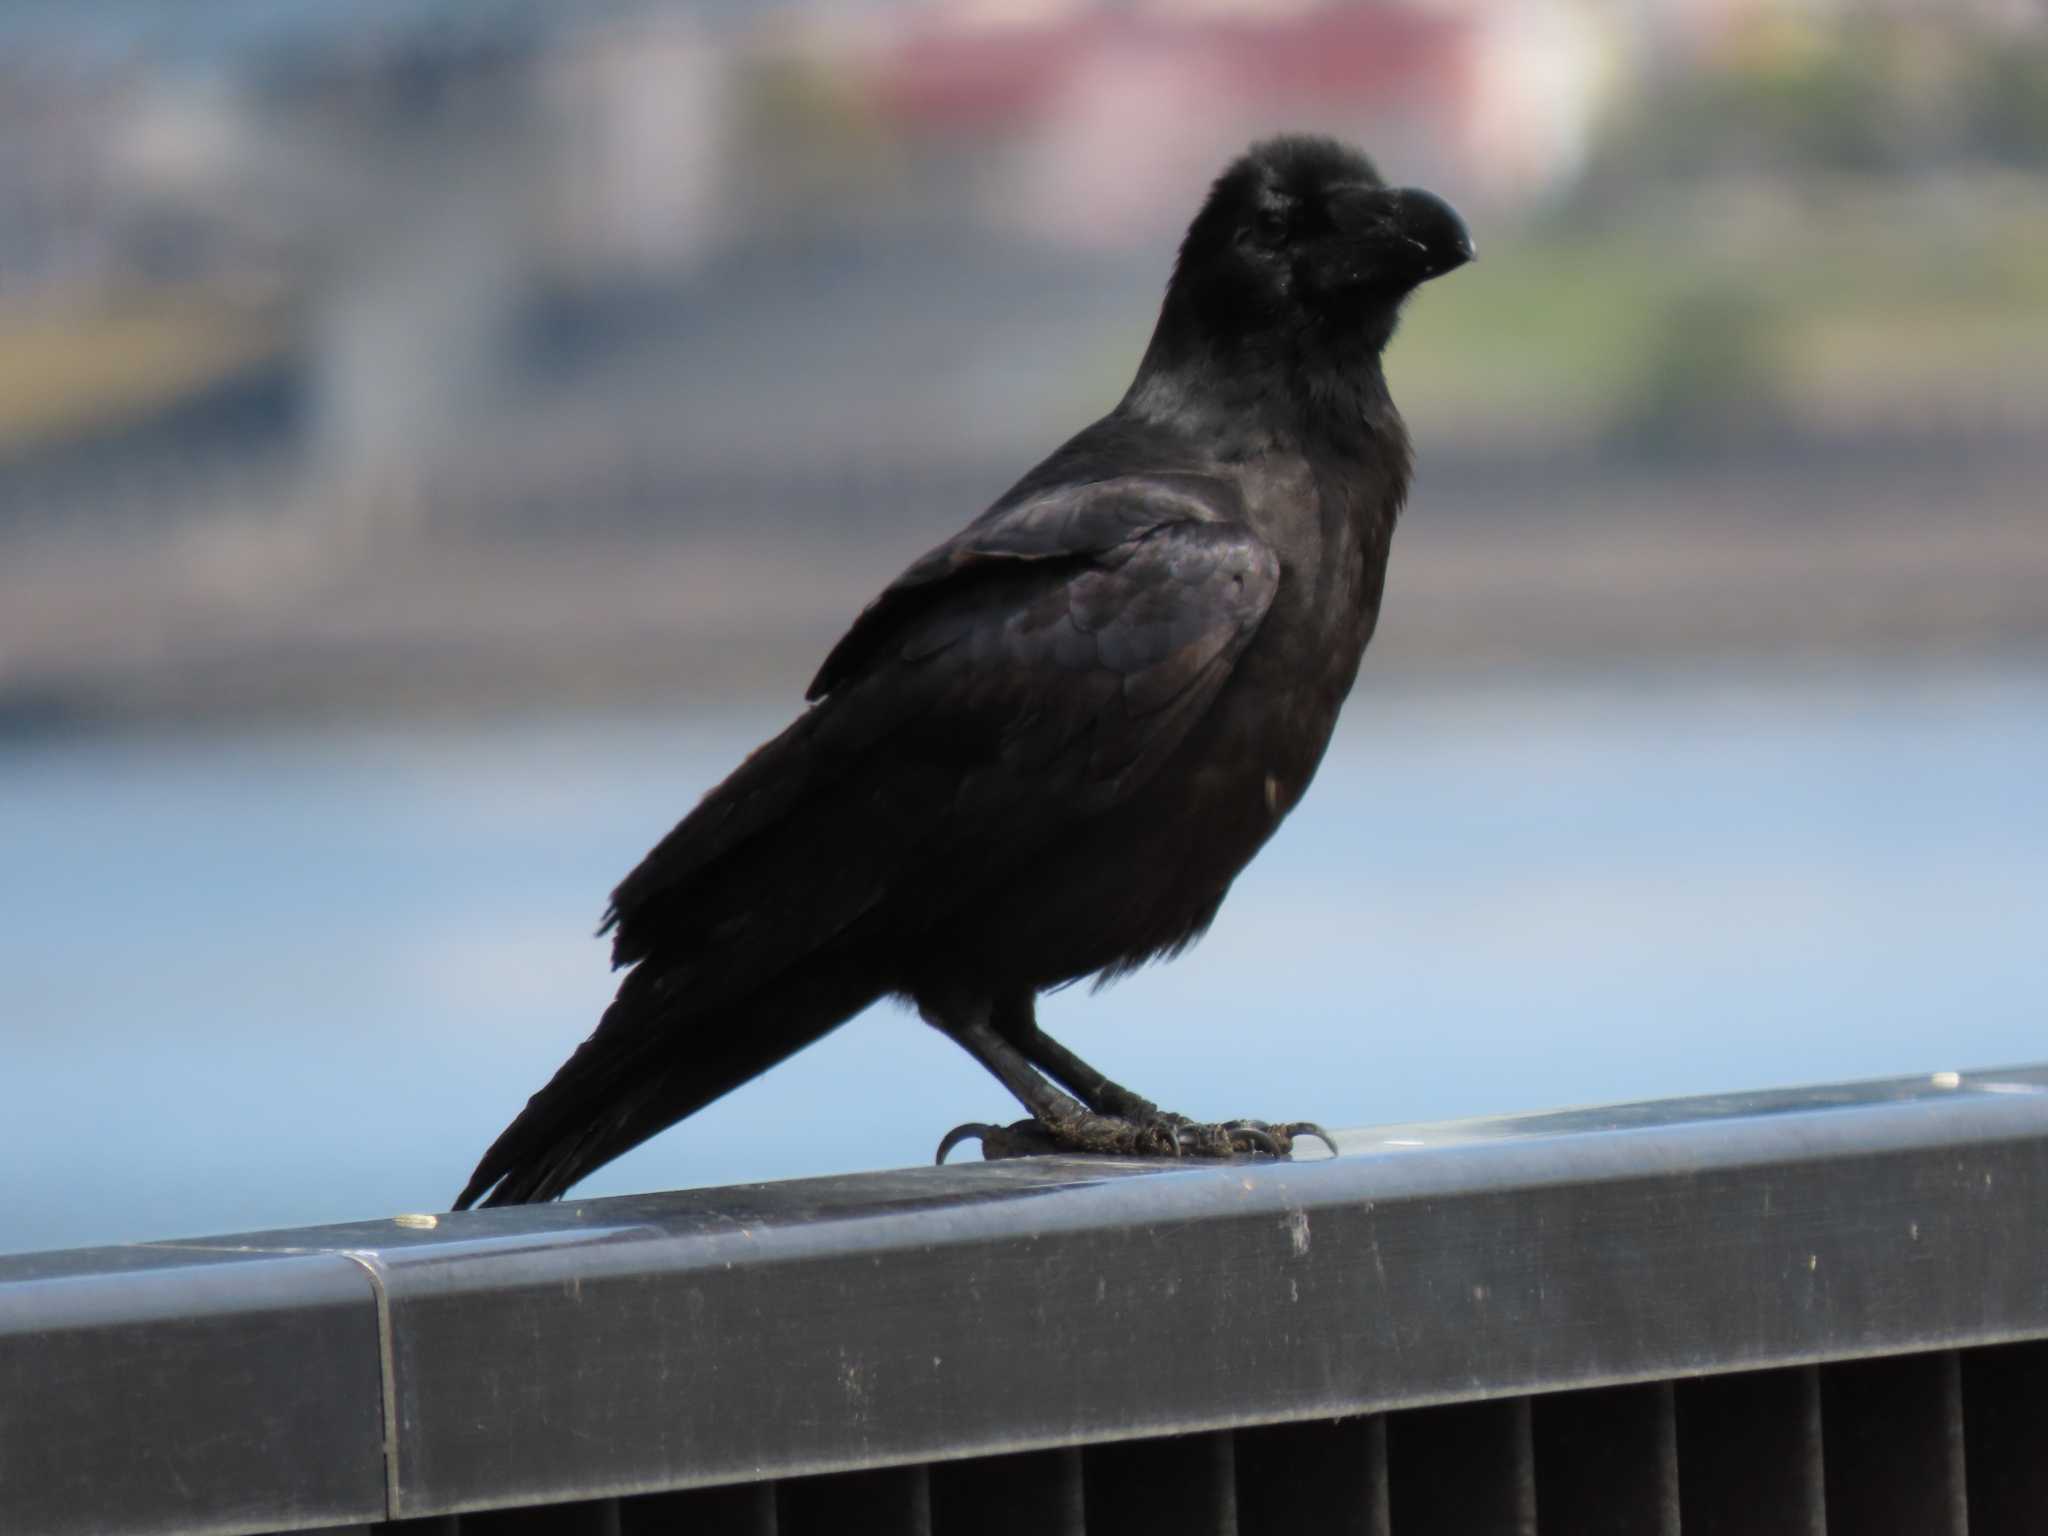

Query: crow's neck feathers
1120,294,1410,470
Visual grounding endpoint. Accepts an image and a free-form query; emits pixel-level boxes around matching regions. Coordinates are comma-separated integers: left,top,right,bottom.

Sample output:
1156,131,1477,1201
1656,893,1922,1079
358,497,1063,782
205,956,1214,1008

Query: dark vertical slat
1962,1340,2048,1536
620,1481,778,1535
778,1465,929,1536
1085,1431,1237,1536
1532,1381,1678,1535
1820,1352,1968,1536
1676,1365,1824,1536
930,1448,1083,1536
460,1499,621,1534
1386,1397,1536,1536
1236,1415,1388,1536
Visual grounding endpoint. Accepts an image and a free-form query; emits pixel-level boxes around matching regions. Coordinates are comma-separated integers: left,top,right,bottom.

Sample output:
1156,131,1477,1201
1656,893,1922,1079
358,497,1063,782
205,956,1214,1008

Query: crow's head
1161,135,1472,357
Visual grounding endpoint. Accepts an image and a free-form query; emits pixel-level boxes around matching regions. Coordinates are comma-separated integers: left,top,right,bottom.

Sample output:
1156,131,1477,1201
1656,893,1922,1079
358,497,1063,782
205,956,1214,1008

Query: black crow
456,134,1471,1208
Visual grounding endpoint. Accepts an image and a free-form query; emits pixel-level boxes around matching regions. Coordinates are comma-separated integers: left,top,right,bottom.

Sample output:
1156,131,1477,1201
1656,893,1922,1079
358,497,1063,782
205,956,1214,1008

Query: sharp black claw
1282,1121,1340,1157
935,1123,999,1164
1229,1124,1283,1156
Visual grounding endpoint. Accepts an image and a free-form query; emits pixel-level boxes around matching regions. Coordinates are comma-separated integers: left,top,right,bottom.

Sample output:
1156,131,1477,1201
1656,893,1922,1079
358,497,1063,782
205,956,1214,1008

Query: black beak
1328,185,1475,285
1387,187,1475,277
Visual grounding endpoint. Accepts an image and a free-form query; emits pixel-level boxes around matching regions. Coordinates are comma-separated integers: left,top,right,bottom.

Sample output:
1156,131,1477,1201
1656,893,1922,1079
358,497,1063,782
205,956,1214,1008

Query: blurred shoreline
6,434,2043,736
2,0,2044,737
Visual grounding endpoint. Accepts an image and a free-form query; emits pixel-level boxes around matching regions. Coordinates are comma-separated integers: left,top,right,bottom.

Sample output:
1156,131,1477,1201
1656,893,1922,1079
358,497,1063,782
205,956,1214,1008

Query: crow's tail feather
454,965,881,1209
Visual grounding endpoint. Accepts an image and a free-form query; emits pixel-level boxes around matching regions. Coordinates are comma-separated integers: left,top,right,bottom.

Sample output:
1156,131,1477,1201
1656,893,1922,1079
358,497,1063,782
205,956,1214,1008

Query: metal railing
5,1066,2048,1535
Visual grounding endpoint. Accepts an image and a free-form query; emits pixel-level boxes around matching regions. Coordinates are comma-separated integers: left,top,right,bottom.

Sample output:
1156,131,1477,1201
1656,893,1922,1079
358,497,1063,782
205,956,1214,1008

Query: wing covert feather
879,518,1280,811
605,486,1277,985
809,473,1245,701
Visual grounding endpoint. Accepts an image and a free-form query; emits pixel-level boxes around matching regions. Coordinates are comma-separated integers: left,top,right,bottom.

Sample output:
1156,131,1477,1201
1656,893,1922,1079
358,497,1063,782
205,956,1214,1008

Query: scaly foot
935,1113,1337,1164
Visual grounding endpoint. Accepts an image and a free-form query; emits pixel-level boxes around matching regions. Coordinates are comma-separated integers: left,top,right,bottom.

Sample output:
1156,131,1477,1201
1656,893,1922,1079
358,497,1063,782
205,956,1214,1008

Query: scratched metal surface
3,1065,2046,1532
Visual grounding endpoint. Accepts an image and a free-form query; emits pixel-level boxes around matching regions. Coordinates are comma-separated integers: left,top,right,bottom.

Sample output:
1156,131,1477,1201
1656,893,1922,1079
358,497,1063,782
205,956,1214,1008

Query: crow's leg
1008,995,1335,1157
928,998,1182,1162
1012,1013,1165,1122
932,993,1337,1163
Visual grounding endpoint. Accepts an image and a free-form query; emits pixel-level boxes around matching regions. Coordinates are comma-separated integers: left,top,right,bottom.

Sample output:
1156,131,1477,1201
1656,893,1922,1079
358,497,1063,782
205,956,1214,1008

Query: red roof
871,4,1470,135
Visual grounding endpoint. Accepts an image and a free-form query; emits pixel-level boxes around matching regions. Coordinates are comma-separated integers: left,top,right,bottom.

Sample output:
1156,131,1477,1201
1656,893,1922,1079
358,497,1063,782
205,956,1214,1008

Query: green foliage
1968,40,2048,168
1388,181,2048,454
1610,281,1785,452
1583,15,2048,192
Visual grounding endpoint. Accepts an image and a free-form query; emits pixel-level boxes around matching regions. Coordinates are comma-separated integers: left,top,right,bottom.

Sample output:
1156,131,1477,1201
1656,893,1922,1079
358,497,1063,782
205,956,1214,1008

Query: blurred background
3,0,2044,1253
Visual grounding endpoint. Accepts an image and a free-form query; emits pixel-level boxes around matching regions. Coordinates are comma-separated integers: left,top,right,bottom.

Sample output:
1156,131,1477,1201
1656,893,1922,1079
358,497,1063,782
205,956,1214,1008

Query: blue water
4,660,2044,1255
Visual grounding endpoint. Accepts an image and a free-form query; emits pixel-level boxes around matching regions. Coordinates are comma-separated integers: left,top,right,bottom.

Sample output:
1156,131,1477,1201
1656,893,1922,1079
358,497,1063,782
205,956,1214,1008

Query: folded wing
605,473,1280,976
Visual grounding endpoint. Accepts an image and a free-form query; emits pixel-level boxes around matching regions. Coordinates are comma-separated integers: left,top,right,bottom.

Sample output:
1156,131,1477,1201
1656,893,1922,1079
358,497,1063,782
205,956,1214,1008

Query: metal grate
338,1344,2046,1534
